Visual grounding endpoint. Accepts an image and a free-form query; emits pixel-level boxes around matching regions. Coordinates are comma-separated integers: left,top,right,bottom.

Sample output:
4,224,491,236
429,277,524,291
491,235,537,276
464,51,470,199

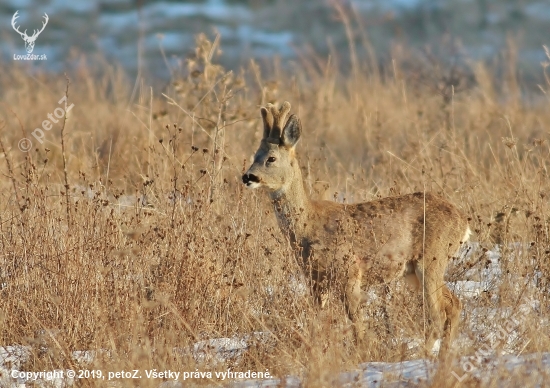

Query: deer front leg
311,278,329,308
415,263,445,356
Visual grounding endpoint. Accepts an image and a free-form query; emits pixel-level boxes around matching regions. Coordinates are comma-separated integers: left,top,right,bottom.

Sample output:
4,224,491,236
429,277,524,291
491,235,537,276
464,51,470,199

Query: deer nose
242,173,260,185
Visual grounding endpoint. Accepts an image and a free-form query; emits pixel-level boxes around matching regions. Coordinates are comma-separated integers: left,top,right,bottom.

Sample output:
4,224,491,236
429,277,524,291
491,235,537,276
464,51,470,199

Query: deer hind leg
344,261,367,343
379,284,391,335
442,284,462,344
415,263,446,355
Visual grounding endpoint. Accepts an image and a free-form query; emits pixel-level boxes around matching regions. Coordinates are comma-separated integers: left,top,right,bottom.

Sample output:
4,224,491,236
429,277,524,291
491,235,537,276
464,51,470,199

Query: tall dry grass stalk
0,34,549,386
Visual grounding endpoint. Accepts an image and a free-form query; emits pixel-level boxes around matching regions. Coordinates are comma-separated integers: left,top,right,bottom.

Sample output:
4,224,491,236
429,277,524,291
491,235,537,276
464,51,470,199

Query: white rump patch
462,226,472,243
431,338,441,356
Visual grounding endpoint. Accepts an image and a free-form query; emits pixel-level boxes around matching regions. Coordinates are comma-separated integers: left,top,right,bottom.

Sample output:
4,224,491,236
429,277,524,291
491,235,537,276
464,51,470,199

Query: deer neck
269,163,311,239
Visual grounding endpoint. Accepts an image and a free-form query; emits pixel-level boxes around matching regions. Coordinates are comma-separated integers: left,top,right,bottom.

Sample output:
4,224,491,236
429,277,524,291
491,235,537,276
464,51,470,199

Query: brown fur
243,102,470,354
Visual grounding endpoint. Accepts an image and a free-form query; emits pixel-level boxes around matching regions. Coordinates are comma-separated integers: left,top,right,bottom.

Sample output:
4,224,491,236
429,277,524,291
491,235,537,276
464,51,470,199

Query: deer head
242,101,302,193
11,11,49,54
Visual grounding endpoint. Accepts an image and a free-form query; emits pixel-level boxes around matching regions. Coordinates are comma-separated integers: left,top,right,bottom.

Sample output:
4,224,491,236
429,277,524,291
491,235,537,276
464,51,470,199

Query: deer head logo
11,11,49,54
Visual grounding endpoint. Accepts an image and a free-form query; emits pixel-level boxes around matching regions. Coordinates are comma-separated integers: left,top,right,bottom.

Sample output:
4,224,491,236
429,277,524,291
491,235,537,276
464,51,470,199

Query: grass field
0,34,549,387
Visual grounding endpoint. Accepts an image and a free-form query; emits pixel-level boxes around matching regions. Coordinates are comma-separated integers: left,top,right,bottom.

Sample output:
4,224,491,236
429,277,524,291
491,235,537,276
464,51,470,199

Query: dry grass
0,33,549,387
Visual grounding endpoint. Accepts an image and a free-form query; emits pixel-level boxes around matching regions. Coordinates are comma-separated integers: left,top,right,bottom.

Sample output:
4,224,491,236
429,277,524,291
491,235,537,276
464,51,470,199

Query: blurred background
2,0,548,82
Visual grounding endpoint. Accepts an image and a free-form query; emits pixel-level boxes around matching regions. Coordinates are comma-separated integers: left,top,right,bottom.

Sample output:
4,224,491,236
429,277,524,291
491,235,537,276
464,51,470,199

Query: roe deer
242,101,470,354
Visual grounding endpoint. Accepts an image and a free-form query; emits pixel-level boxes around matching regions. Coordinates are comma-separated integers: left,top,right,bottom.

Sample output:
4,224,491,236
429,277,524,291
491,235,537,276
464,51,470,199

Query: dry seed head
502,137,518,149
533,138,546,147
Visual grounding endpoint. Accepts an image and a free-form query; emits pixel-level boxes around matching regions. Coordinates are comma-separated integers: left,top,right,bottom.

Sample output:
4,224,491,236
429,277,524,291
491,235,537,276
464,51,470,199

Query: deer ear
281,114,301,149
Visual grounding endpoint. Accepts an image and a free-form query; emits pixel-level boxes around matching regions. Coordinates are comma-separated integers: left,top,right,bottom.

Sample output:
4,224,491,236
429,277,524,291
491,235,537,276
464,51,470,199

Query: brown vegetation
0,34,549,387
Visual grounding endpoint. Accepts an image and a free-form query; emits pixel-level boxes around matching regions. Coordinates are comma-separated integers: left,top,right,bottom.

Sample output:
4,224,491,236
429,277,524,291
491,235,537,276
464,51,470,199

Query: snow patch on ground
173,332,274,365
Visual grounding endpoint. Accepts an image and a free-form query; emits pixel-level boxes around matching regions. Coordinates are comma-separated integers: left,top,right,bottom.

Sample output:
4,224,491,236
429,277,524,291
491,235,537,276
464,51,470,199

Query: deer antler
30,13,48,40
11,11,48,41
261,101,291,143
11,11,27,39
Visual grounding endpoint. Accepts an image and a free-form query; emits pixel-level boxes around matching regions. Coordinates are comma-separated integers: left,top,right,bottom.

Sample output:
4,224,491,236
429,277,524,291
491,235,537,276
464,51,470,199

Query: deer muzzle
242,173,260,188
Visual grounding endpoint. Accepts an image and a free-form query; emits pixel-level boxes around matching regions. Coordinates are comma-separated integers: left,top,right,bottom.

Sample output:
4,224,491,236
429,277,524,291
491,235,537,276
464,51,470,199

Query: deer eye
267,156,276,164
